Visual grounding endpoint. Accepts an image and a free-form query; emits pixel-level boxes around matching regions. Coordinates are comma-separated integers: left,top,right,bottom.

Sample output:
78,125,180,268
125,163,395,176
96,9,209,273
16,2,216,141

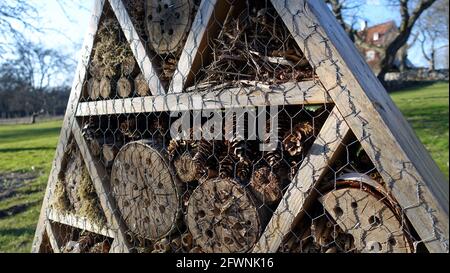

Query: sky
12,0,447,83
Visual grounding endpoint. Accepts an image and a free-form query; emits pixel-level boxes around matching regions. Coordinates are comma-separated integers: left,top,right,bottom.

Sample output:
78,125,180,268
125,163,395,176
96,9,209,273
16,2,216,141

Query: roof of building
360,20,398,44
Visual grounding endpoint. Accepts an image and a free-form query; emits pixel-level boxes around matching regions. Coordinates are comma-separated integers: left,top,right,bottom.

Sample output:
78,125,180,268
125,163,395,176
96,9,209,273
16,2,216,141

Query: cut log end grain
187,178,266,253
135,73,150,97
320,188,412,253
145,0,194,54
87,78,101,100
249,167,283,205
111,141,181,241
100,76,112,99
117,77,132,98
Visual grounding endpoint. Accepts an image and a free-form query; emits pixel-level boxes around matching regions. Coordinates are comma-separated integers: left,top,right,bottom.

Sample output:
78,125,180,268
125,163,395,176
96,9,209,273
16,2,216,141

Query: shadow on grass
0,201,40,219
0,227,35,237
0,147,55,153
0,127,61,142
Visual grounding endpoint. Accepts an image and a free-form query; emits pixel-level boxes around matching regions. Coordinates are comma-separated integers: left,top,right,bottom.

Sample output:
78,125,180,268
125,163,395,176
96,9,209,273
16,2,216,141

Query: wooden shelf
47,209,115,239
76,81,331,116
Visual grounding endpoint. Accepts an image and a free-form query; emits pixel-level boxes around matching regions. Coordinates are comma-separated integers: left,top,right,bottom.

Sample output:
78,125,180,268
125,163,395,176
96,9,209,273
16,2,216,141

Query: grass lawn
0,82,448,253
390,82,449,178
0,120,61,252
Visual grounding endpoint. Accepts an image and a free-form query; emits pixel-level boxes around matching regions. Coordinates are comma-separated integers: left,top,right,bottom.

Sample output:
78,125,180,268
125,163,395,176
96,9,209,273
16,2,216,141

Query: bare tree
418,0,449,71
326,0,438,82
325,0,365,41
0,0,39,56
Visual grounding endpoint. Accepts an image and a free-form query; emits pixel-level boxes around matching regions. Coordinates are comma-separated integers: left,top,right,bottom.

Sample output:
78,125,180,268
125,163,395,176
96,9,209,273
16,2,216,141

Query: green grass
0,120,61,253
0,82,448,253
390,82,449,178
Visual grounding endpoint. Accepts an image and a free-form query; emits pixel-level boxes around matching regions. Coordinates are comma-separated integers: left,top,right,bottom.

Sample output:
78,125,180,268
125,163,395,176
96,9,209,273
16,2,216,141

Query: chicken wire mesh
34,0,445,254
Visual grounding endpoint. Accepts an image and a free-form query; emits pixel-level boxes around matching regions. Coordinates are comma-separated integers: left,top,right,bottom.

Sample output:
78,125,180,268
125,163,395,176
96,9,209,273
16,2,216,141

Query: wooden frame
267,0,448,253
32,0,448,253
76,81,331,116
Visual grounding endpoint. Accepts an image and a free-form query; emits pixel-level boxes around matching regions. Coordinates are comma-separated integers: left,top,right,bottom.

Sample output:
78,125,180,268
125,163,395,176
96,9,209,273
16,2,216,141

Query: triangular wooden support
32,0,448,253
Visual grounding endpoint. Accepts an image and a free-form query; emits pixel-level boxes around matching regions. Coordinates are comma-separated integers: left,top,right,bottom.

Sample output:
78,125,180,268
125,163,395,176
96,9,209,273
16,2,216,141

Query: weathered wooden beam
271,0,448,252
253,107,350,253
168,0,232,93
48,209,115,239
45,222,62,253
108,0,165,96
31,0,105,253
76,81,330,116
72,120,131,253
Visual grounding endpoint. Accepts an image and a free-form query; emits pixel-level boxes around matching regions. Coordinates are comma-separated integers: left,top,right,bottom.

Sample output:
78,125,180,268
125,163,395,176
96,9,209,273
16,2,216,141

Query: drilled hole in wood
388,237,397,246
368,241,382,252
168,29,174,35
159,205,166,213
233,223,244,230
205,229,214,238
369,215,381,227
351,202,358,209
198,210,206,218
334,206,344,217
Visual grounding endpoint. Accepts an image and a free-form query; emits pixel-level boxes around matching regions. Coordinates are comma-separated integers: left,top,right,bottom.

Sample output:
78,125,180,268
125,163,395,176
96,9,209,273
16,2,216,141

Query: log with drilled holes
111,141,182,241
187,178,269,253
320,187,412,253
145,0,194,54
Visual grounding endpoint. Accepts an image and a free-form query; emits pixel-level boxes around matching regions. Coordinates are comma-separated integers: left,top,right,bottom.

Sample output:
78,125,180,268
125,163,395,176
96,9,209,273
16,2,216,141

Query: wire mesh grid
33,0,447,254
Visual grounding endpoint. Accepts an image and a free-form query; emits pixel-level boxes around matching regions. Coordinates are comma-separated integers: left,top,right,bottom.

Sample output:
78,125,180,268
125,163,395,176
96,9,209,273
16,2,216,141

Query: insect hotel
32,0,449,253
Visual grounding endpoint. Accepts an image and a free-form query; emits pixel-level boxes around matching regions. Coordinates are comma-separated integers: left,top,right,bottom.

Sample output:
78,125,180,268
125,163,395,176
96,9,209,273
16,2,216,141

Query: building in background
356,21,414,74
